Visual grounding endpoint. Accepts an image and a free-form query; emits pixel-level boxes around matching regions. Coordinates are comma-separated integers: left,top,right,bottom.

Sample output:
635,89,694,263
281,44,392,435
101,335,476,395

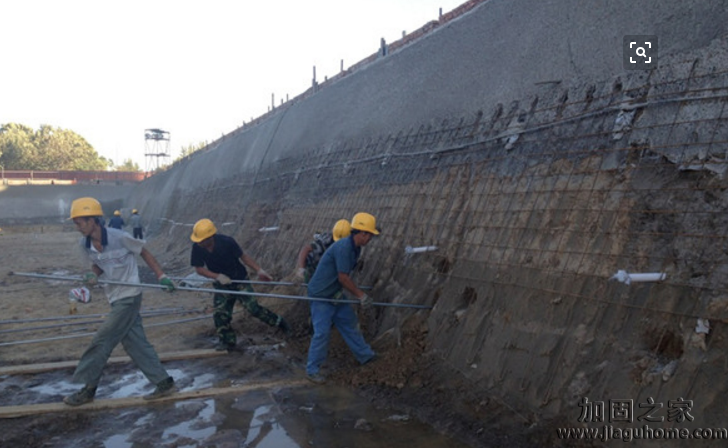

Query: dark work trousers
213,283,284,346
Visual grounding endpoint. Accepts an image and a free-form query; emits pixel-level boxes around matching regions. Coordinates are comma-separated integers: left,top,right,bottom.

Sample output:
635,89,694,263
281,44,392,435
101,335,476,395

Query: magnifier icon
625,37,657,68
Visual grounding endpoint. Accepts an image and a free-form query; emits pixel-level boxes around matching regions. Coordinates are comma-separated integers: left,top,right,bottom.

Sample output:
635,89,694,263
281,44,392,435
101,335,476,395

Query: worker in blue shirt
305,212,379,384
108,210,124,229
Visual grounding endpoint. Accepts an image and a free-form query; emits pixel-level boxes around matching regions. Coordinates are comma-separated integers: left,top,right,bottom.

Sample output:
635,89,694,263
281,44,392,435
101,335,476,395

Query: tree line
0,123,140,171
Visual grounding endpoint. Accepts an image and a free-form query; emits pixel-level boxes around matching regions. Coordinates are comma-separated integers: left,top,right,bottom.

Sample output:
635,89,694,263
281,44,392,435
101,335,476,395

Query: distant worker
305,212,380,384
63,197,177,406
108,210,124,230
130,209,143,239
294,219,351,283
190,218,290,352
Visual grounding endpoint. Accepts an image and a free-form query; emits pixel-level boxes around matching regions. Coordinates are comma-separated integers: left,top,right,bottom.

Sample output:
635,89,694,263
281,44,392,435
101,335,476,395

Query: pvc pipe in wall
405,245,438,254
610,270,667,285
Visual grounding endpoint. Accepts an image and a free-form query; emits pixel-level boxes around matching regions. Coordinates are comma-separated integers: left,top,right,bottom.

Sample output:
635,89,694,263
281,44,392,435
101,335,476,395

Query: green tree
0,123,111,170
177,141,208,161
0,123,35,168
115,158,141,172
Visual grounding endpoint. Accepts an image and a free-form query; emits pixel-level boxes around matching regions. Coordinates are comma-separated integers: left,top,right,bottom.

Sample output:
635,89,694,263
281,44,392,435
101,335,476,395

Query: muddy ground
0,227,534,448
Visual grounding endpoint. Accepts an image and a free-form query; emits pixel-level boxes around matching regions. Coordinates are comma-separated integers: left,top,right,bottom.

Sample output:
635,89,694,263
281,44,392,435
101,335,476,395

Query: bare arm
296,245,312,269
338,272,365,299
194,266,220,280
140,248,165,279
90,264,103,277
241,253,272,281
241,253,262,273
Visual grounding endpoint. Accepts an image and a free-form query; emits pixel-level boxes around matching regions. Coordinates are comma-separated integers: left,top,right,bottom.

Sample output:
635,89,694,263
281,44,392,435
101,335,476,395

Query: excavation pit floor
0,354,470,448
0,228,484,447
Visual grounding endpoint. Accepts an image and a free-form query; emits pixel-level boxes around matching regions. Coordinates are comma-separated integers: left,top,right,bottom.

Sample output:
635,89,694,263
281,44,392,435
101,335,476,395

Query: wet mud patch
0,343,472,447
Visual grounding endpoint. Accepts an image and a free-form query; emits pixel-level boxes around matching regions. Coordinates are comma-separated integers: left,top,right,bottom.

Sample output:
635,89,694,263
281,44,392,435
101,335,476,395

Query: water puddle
161,399,217,444
2,364,470,447
85,386,470,447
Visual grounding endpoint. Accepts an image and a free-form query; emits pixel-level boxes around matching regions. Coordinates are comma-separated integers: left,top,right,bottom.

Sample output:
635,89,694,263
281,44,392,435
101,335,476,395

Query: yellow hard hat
70,197,104,219
332,219,352,241
191,218,217,242
113,210,121,216
132,209,138,214
351,212,379,235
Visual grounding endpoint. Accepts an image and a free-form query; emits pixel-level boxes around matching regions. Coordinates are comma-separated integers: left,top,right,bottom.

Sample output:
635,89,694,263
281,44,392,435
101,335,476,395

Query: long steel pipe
11,272,432,310
168,276,372,290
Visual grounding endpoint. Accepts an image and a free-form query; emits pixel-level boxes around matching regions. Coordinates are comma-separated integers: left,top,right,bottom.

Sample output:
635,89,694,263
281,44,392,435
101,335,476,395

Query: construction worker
190,218,290,352
294,219,351,283
305,212,379,384
64,197,177,406
108,210,124,229
130,209,143,239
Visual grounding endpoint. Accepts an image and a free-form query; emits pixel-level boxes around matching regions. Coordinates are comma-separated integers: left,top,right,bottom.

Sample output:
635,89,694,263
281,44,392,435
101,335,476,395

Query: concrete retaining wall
129,0,728,438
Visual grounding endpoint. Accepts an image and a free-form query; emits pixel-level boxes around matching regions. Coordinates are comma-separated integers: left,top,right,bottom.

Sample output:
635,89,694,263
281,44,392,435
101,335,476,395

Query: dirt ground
0,226,530,448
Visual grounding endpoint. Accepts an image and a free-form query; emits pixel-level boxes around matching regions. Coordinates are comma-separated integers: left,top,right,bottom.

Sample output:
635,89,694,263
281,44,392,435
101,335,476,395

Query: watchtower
144,128,171,173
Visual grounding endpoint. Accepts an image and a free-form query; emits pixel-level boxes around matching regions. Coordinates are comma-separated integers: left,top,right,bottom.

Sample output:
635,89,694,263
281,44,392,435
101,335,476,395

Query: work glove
293,267,306,283
360,294,373,309
257,269,273,282
83,272,98,286
216,273,232,285
159,275,176,292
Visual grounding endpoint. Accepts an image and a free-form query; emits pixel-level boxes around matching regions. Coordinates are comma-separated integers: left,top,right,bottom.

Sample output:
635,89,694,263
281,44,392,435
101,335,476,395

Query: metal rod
0,314,213,347
0,309,204,334
169,276,372,290
11,272,432,310
0,319,106,335
0,307,190,325
0,331,97,347
171,277,301,287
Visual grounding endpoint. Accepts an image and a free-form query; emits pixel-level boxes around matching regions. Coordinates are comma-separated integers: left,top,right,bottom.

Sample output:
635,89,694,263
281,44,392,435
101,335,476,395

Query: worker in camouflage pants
190,218,289,352
212,282,283,347
293,219,352,283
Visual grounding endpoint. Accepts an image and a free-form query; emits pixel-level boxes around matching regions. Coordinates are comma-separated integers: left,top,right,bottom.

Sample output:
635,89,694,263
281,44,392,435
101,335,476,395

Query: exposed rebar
0,308,205,335
0,314,212,347
0,307,189,325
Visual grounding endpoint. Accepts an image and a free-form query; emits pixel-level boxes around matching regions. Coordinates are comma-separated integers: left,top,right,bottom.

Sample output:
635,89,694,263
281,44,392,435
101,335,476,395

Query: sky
1,0,467,171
